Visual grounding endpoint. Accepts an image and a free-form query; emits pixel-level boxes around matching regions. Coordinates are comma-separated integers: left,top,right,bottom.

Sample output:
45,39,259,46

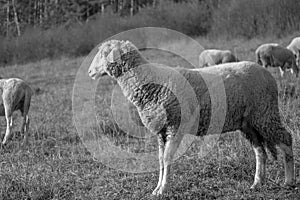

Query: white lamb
255,43,299,77
287,37,300,67
0,78,32,145
88,40,295,196
199,49,239,67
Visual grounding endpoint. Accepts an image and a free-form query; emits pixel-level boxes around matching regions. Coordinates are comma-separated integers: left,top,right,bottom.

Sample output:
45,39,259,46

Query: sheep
199,49,239,67
88,40,295,196
255,43,299,77
287,37,300,67
0,78,32,145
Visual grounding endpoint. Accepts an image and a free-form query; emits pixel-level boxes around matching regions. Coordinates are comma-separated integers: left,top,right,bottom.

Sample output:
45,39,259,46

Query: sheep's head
88,40,140,79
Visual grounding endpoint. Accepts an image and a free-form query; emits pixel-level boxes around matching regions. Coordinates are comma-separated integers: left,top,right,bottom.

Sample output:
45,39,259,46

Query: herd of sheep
200,38,300,78
1,36,300,196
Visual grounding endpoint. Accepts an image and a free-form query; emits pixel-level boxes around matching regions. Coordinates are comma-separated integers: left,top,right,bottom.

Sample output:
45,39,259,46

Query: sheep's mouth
100,72,108,76
90,73,100,80
90,72,108,80
89,73,96,79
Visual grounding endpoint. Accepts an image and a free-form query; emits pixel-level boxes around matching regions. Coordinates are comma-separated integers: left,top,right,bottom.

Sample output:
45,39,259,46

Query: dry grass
0,36,299,199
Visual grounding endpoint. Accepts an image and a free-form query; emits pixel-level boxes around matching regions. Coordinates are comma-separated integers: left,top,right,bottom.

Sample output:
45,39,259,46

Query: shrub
0,0,212,66
211,0,300,38
1,0,300,66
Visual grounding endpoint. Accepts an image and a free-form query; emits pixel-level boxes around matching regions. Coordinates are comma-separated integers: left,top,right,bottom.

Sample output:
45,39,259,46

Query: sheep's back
1,78,30,112
180,61,278,134
199,50,226,67
125,61,277,136
256,43,279,56
222,51,237,63
287,37,300,52
272,46,294,61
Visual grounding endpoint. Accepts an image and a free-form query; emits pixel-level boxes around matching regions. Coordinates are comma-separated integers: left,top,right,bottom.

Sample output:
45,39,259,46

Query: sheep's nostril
88,70,92,74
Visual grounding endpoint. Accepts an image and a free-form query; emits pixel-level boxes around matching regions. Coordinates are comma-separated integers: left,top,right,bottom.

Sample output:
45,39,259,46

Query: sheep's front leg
153,132,184,196
250,145,267,189
278,143,295,187
2,116,13,145
152,134,165,195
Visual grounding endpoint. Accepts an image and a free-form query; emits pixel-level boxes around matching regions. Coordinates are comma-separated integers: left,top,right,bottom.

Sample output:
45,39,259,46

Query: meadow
0,35,300,200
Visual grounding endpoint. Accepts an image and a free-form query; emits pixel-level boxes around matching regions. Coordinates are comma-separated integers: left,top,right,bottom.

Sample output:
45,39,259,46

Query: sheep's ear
125,40,136,50
125,40,131,45
107,48,121,63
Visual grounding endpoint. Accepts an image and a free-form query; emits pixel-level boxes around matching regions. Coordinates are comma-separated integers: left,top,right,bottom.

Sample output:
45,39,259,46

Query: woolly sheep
255,43,299,77
88,40,295,196
287,37,300,67
0,78,32,145
199,49,239,67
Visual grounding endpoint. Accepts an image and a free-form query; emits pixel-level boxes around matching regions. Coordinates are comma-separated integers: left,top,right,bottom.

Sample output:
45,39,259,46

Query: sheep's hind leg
152,134,165,196
21,114,30,145
2,115,13,145
277,129,295,187
21,93,31,145
255,116,295,187
241,123,267,189
251,144,267,189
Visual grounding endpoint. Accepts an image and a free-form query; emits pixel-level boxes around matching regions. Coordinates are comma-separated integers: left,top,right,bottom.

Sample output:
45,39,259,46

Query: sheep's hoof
0,142,7,149
152,186,160,196
152,189,163,196
250,182,262,190
152,185,167,196
21,139,29,147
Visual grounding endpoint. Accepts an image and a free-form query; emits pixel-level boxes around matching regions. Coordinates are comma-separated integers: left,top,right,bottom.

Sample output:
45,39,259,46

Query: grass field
0,36,300,200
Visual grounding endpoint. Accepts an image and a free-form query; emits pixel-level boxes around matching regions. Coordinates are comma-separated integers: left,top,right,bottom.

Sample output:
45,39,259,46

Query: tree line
0,0,299,66
0,0,179,37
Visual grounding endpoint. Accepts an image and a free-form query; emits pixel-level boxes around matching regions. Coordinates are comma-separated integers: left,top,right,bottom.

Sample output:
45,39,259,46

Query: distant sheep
0,78,32,145
88,40,295,196
255,43,299,77
199,49,239,67
287,37,300,67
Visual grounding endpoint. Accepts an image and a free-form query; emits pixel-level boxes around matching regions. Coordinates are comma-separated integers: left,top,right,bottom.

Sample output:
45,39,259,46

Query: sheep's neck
117,61,154,105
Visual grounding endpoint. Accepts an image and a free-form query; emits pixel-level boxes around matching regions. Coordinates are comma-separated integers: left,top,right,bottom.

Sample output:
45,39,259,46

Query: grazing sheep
199,49,239,67
88,40,295,196
0,78,32,145
255,43,299,77
287,37,300,67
